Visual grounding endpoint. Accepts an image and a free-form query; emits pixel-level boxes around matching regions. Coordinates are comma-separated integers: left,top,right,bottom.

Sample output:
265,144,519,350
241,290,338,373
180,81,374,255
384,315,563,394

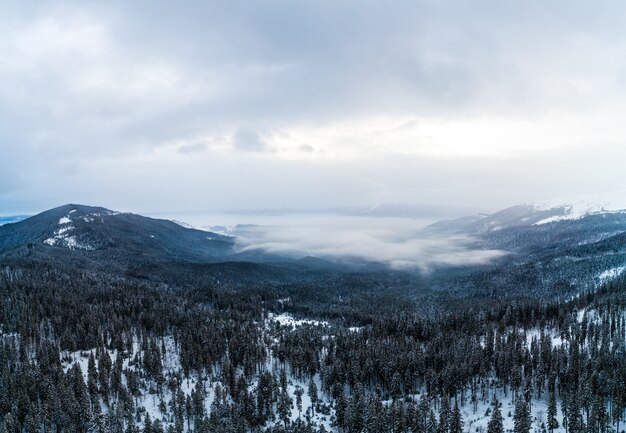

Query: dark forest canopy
1,254,626,432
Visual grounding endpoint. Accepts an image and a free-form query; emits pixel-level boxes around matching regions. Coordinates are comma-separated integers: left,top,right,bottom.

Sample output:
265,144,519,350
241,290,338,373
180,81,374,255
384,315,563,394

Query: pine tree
487,398,504,433
308,379,318,417
391,372,402,401
295,387,303,419
417,396,431,432
278,388,292,428
392,401,406,433
514,398,531,433
143,413,153,433
567,394,583,433
365,396,386,433
95,412,111,433
547,392,559,433
335,388,347,431
561,394,569,433
437,398,450,433
449,403,463,433
88,352,99,408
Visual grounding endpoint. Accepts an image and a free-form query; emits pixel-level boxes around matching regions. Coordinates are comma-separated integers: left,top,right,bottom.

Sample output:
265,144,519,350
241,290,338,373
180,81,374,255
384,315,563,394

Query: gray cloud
232,128,266,152
177,143,207,155
299,144,315,153
1,1,626,216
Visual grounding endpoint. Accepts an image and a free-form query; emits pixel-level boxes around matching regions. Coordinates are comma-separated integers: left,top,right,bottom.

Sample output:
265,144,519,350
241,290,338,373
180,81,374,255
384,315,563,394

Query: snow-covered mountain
429,202,626,234
0,204,235,263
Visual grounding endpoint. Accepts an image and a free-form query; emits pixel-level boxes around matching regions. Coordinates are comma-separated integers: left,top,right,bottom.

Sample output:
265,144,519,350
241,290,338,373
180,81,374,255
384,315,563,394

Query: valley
1,204,626,432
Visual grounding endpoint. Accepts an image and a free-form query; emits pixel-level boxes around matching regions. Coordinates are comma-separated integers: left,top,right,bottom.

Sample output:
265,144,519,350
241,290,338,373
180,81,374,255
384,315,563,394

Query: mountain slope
0,204,235,263
426,203,626,298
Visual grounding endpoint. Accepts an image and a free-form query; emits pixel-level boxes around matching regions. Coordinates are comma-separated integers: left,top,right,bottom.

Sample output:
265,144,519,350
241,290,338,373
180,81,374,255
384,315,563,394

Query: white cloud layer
229,215,506,270
2,1,626,214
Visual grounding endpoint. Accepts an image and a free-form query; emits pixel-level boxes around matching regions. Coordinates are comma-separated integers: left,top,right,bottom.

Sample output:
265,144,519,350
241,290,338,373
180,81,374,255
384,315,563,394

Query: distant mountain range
428,202,626,233
0,204,345,289
2,202,626,302
0,215,28,226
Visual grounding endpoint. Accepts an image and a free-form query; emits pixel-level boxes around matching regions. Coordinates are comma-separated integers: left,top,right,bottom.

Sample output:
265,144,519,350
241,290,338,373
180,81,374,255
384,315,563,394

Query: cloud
229,215,506,271
299,144,315,153
232,128,267,152
2,1,626,214
177,143,207,155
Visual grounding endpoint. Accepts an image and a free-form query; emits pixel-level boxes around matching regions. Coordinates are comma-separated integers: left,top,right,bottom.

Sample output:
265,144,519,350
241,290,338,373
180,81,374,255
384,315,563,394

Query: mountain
0,215,29,226
425,203,626,298
0,204,360,290
429,202,626,234
0,204,236,263
4,202,626,303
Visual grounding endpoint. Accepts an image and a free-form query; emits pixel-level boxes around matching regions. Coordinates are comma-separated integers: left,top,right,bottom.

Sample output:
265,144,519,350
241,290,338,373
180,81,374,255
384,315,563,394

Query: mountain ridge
0,203,235,262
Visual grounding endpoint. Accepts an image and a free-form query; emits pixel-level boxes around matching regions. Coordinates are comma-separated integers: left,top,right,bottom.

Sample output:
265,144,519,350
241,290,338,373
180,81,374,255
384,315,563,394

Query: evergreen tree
547,392,559,433
437,398,450,433
308,379,318,417
514,398,531,433
487,398,504,433
335,388,347,431
567,394,584,433
295,387,303,419
449,403,463,433
278,389,292,428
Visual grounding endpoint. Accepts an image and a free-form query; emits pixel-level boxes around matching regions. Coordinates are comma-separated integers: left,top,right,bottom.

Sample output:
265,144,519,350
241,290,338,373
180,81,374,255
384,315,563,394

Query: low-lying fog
154,211,506,271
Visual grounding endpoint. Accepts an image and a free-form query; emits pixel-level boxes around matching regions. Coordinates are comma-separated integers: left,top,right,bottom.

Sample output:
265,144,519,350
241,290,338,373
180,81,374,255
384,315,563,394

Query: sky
2,1,626,216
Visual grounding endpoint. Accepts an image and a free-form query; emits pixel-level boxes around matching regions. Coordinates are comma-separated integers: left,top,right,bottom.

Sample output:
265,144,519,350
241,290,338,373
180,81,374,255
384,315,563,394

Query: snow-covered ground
524,327,563,348
43,210,95,250
597,265,626,284
267,312,328,328
534,201,626,225
60,326,336,431
454,389,563,433
50,304,622,433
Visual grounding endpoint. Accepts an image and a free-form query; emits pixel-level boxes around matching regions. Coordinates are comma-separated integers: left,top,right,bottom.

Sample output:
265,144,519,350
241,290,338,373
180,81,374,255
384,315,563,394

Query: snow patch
597,266,626,283
43,212,94,250
268,313,328,328
534,202,626,225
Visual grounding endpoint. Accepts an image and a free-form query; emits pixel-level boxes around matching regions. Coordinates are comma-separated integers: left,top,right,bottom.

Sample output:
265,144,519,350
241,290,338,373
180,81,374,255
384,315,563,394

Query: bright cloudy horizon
2,1,626,215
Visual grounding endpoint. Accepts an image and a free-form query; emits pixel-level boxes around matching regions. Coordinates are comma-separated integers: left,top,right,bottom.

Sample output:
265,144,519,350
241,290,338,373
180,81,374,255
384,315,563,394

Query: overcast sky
2,0,626,215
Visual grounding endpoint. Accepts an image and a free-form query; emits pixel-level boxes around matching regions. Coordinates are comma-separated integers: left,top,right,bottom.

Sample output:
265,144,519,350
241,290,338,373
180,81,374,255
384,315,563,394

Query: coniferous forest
1,252,626,433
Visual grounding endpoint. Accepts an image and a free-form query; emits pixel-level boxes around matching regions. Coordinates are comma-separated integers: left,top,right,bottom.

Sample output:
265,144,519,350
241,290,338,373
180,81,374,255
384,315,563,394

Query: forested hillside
1,259,626,433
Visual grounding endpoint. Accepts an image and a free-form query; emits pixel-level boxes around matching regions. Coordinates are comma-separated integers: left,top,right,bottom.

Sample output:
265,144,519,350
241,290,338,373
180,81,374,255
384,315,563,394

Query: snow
51,306,619,433
524,328,564,348
59,331,336,431
576,307,599,324
43,211,95,250
597,266,626,283
268,313,328,328
57,225,73,235
452,389,565,433
172,220,195,229
534,202,626,225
